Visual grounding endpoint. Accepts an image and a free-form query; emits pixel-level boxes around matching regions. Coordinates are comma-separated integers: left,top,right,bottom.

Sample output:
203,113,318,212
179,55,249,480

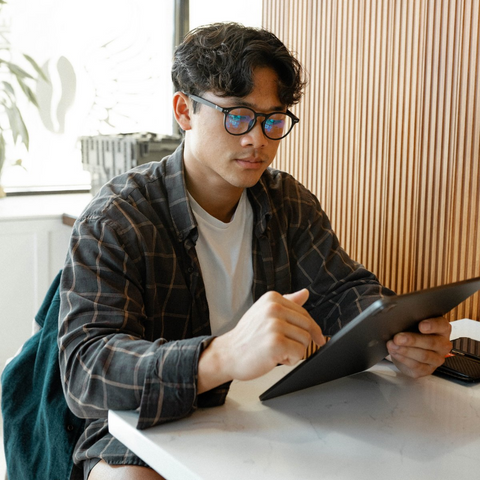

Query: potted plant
0,0,47,197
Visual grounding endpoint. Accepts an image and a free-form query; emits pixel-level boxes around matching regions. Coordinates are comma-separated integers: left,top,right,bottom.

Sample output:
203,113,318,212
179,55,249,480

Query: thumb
283,288,310,307
283,289,325,347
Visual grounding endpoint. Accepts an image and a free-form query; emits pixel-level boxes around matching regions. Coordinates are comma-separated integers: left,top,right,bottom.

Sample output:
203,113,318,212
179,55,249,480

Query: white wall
0,194,90,367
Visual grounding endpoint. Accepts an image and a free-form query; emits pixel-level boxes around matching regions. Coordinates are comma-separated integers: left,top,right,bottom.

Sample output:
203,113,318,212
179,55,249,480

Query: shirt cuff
136,335,210,430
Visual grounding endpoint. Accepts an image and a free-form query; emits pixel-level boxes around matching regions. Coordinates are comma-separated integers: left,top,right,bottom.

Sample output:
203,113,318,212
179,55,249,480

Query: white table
109,320,480,480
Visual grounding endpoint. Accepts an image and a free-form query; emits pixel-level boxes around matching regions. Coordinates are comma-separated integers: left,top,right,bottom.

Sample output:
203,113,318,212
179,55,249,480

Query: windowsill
0,192,92,222
2,184,91,196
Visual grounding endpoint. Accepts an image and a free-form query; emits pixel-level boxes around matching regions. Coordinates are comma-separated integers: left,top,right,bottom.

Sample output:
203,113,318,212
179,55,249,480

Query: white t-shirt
188,190,254,335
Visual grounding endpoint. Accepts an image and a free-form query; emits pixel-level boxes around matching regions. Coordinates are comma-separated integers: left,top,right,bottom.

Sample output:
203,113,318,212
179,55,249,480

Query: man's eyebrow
229,98,286,111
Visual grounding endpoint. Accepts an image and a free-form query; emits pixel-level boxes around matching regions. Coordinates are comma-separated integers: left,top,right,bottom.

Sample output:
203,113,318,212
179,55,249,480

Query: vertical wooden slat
263,0,480,321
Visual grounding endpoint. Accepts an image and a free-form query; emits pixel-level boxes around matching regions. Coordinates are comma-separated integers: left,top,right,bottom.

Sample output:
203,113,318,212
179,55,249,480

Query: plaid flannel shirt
58,142,392,470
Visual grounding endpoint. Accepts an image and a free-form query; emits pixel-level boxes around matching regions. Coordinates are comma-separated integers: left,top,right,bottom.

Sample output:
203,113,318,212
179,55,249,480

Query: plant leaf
4,103,29,149
1,80,15,97
23,54,49,82
0,134,6,173
2,60,35,80
16,77,39,107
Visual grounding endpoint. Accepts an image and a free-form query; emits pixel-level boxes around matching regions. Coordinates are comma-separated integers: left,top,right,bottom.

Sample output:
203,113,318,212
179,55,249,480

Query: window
2,0,261,193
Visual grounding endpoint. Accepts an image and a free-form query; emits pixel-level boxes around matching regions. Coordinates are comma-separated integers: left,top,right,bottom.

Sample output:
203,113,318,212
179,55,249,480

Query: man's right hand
197,289,325,394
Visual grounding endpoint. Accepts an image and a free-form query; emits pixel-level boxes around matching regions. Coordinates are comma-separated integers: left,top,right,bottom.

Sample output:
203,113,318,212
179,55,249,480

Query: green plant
0,0,47,184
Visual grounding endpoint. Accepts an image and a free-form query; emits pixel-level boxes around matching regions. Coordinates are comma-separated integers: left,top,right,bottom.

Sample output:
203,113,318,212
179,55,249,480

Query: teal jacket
1,271,85,480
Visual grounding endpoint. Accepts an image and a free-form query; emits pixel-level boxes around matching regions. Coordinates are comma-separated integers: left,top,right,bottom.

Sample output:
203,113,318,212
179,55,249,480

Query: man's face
182,67,285,195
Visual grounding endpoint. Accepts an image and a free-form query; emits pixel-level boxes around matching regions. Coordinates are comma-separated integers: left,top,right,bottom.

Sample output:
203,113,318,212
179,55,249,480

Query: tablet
260,276,480,401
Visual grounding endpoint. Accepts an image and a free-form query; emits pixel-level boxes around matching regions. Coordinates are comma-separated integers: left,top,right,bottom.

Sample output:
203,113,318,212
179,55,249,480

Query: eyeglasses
186,93,299,140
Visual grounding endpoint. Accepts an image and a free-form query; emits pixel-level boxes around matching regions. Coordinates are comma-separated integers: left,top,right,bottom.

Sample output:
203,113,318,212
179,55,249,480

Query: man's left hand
386,317,452,378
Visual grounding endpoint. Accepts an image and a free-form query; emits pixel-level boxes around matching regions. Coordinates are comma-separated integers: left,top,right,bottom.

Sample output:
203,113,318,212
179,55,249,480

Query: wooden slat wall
263,0,480,321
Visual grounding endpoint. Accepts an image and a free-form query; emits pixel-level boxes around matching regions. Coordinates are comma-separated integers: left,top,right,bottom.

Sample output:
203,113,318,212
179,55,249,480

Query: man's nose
241,118,268,148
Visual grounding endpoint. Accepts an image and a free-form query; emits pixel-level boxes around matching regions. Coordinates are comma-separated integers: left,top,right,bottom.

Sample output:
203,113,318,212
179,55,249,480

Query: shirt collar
164,142,197,242
248,173,273,238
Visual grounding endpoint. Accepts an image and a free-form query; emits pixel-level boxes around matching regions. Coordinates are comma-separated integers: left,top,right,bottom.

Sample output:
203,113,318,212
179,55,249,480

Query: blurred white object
450,318,480,341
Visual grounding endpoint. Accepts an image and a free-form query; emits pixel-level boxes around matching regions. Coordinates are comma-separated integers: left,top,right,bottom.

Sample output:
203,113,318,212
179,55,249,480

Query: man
59,22,452,480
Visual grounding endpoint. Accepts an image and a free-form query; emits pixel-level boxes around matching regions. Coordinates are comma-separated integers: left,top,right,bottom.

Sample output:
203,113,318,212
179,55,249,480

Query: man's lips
235,157,265,168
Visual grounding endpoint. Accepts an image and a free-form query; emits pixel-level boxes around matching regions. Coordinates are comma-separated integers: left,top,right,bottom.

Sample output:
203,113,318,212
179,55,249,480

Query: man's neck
187,183,244,223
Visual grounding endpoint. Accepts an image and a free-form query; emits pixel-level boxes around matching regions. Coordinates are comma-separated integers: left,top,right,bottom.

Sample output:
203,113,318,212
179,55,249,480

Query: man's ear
173,92,192,131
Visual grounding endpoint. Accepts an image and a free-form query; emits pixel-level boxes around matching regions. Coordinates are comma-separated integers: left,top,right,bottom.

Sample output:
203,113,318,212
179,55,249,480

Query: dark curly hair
171,22,306,107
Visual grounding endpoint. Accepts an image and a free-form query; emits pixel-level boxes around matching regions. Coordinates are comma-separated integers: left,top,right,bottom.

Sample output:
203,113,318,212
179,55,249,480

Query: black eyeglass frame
186,93,299,140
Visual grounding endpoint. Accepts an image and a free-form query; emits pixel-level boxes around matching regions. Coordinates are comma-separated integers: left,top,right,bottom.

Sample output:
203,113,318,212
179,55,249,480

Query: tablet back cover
260,276,480,401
